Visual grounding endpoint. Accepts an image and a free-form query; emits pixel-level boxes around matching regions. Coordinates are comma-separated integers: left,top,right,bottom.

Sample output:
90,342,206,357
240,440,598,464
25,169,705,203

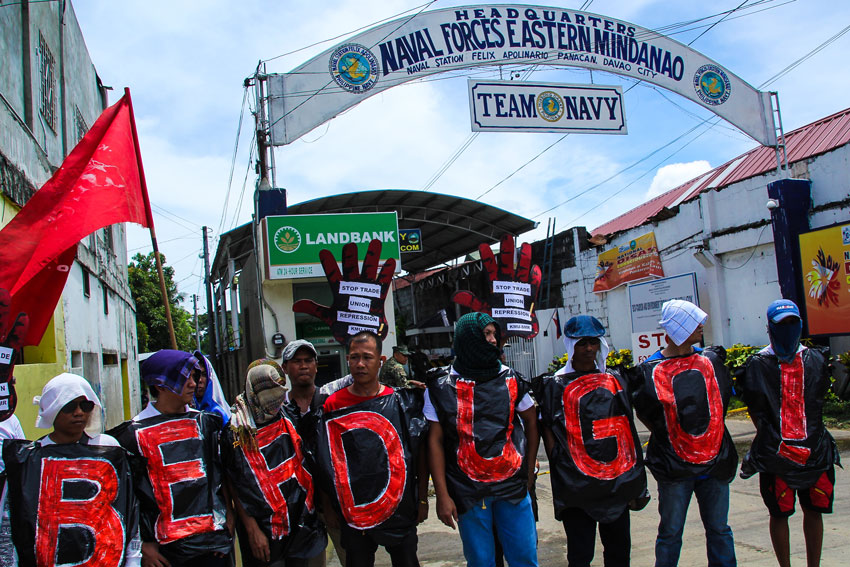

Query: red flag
0,90,152,345
554,310,562,339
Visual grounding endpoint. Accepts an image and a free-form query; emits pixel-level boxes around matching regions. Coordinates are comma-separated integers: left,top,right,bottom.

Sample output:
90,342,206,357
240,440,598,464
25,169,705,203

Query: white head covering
557,336,610,375
658,300,708,346
33,373,103,436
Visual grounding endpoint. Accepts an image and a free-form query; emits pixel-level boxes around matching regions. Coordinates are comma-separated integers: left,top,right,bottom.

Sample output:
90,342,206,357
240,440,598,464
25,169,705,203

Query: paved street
333,418,850,566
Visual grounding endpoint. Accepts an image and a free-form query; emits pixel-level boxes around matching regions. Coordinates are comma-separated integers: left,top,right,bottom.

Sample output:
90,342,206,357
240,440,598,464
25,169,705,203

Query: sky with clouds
71,0,850,304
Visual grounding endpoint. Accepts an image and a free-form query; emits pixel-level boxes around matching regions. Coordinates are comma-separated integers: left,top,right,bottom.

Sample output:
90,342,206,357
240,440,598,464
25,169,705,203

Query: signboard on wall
468,80,626,134
399,229,422,253
264,213,401,279
593,231,664,293
798,222,850,335
628,272,699,363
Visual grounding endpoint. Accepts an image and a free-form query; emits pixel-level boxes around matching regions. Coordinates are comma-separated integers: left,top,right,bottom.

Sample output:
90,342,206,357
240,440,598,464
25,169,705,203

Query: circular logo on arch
329,44,379,94
693,64,731,106
536,91,564,122
274,226,301,253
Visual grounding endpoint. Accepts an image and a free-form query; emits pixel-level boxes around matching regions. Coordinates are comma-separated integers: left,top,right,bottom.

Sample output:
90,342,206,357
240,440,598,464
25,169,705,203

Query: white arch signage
268,4,776,146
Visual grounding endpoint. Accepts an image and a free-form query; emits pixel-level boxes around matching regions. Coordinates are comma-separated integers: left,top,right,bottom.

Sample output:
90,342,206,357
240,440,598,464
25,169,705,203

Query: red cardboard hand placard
293,239,395,346
452,235,542,339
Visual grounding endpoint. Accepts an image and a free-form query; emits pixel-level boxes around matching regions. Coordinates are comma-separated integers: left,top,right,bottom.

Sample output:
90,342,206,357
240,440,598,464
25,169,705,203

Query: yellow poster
593,231,664,293
799,223,850,335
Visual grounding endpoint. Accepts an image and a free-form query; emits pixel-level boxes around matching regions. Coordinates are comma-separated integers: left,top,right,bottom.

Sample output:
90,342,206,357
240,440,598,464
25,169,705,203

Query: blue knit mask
768,318,802,363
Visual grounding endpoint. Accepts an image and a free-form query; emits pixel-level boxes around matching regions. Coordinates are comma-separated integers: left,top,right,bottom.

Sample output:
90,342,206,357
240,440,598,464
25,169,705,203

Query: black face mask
768,318,803,362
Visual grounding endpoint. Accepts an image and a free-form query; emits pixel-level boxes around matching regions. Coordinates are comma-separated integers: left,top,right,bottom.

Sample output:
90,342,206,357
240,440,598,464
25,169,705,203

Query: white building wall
547,144,850,371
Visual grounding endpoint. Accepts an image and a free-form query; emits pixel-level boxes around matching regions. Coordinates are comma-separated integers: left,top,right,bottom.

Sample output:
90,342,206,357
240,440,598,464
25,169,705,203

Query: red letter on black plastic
456,376,522,482
326,411,406,529
652,356,724,464
244,415,315,538
778,352,810,464
36,458,124,567
563,373,637,480
136,419,214,543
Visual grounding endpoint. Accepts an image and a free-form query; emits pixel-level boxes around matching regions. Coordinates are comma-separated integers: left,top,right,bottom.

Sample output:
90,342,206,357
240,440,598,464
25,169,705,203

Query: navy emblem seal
536,91,564,122
329,43,379,94
693,64,731,106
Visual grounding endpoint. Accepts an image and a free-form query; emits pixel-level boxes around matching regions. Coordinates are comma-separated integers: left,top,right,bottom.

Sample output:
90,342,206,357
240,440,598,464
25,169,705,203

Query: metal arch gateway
267,4,777,147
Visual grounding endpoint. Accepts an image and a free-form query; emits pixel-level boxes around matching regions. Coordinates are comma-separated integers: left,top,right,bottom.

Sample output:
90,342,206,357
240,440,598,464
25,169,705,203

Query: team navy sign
268,4,775,146
468,80,626,133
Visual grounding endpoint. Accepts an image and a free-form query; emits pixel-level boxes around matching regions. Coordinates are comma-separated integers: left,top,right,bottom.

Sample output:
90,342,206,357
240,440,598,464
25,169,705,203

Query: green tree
128,252,195,352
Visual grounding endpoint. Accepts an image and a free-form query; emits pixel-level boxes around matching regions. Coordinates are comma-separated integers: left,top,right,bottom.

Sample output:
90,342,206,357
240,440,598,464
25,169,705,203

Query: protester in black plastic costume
534,315,646,567
223,357,326,567
739,299,839,567
426,312,539,567
109,349,233,567
3,373,140,566
630,300,737,567
316,331,428,567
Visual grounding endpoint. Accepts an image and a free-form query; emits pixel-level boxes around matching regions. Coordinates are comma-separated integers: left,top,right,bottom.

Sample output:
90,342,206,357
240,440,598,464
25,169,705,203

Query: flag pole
124,88,177,350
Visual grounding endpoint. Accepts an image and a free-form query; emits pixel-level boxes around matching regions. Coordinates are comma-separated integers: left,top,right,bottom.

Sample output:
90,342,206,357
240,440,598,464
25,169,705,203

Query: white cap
33,373,103,436
658,300,708,346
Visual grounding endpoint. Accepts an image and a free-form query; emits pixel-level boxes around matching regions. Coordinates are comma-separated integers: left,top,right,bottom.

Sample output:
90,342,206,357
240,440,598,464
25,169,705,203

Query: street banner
593,231,663,293
268,4,775,146
798,222,850,335
468,80,626,134
264,213,401,279
627,272,698,363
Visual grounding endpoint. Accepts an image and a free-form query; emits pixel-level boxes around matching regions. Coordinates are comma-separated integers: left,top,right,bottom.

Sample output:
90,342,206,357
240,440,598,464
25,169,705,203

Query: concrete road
337,418,849,566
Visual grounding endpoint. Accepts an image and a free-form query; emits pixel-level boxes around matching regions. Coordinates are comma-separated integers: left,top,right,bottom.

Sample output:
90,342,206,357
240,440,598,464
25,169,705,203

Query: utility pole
202,226,218,361
192,294,201,352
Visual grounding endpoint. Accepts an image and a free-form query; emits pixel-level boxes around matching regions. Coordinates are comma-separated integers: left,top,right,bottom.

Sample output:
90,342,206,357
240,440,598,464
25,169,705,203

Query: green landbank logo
274,226,301,253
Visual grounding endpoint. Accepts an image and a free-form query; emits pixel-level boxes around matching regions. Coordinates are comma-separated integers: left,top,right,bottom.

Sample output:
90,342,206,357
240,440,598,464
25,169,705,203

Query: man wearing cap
739,300,838,567
380,345,425,390
534,315,646,567
110,349,233,567
283,339,323,416
632,300,737,567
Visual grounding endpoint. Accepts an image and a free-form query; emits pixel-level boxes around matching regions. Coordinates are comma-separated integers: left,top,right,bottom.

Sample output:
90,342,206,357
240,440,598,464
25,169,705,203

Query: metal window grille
38,32,56,131
74,106,88,143
504,336,537,379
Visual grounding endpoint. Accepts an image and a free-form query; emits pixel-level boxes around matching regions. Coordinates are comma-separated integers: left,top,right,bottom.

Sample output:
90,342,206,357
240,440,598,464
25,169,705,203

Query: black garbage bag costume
534,367,646,522
3,440,139,566
426,366,532,514
109,411,232,559
740,347,838,486
316,388,427,545
221,404,326,560
631,346,738,482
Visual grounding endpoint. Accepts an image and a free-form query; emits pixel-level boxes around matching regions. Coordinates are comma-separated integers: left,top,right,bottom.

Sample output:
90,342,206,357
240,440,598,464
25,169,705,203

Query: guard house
208,189,535,396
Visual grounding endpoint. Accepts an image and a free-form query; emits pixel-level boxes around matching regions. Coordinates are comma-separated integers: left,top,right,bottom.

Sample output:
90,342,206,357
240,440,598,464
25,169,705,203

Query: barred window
74,106,88,143
38,32,56,131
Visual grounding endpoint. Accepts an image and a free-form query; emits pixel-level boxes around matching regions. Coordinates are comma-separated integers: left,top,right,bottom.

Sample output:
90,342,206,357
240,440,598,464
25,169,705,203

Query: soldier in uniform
380,346,425,389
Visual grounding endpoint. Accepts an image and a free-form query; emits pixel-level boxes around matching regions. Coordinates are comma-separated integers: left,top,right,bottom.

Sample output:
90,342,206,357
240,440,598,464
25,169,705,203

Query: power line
218,86,249,236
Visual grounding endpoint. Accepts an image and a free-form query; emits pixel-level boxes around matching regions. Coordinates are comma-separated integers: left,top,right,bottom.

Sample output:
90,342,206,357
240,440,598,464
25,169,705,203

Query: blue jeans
655,477,736,567
457,493,538,567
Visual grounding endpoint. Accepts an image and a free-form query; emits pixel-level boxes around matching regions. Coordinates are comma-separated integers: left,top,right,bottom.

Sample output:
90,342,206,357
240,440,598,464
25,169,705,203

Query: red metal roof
592,106,850,236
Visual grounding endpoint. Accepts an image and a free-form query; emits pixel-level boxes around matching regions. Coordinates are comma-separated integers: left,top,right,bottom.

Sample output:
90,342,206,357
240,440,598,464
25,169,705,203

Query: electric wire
217,86,249,237
261,2,437,64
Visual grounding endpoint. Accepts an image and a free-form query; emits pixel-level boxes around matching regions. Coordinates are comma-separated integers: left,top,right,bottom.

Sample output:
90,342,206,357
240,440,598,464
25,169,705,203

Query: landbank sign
268,4,775,146
264,213,401,279
468,80,626,133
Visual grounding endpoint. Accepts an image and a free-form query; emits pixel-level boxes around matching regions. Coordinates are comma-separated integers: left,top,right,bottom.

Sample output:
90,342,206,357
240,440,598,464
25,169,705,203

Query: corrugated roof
593,106,850,236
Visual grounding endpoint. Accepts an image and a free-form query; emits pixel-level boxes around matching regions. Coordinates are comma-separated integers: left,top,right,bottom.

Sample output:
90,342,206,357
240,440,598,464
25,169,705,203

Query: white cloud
645,160,711,199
